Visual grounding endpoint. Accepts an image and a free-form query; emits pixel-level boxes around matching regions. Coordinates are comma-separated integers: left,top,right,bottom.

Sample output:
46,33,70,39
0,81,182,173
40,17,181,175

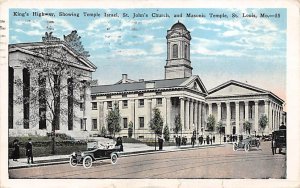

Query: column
146,99,152,129
99,102,104,131
198,102,202,133
268,101,272,131
189,100,194,130
166,97,171,129
130,99,135,138
13,67,23,129
245,101,249,121
264,100,270,133
217,102,221,122
180,97,185,131
208,102,212,115
185,98,190,131
167,42,170,60
235,102,240,135
254,100,259,134
226,102,230,134
194,101,198,132
85,82,92,132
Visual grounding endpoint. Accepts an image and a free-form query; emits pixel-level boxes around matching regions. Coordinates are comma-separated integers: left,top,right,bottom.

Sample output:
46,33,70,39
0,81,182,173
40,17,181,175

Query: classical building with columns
8,36,97,138
90,21,286,140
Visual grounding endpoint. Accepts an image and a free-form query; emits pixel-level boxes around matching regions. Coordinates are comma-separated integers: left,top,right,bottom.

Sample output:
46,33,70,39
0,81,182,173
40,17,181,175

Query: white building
8,35,97,138
91,22,286,140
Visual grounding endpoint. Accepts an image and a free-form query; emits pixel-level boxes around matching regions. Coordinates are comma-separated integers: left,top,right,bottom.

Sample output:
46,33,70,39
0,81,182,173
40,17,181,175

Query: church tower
165,21,192,79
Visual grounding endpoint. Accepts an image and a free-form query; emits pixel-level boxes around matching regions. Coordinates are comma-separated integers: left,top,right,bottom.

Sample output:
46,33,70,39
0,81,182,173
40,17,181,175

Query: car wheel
233,143,238,151
69,157,78,167
83,156,93,168
244,144,250,152
111,153,118,165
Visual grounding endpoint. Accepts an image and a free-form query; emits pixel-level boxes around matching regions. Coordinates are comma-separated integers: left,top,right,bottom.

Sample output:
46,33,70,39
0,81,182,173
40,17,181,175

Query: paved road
9,142,286,179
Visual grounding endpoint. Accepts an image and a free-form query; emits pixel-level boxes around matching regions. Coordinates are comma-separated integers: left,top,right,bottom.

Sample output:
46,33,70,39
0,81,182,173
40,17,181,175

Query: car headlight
72,152,76,156
81,152,85,157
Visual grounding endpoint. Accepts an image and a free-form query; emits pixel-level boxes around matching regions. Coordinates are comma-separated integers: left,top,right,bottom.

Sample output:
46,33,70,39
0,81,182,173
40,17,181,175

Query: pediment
180,75,208,94
208,81,267,97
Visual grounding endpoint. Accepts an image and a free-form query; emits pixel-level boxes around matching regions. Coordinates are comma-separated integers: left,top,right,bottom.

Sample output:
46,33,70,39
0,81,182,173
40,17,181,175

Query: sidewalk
8,143,224,169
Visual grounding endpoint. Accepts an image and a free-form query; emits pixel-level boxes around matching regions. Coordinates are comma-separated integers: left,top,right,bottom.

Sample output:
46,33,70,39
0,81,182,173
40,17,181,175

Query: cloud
87,18,111,31
15,20,43,30
191,45,244,57
113,49,147,57
15,28,44,36
151,43,165,55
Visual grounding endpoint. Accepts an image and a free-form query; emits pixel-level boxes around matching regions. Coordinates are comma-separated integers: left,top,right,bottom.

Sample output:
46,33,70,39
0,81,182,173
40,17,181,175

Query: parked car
271,129,286,155
233,136,260,152
70,140,122,168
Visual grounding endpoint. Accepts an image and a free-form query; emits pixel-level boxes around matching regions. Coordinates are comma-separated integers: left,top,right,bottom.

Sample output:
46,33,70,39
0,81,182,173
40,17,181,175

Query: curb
9,144,224,169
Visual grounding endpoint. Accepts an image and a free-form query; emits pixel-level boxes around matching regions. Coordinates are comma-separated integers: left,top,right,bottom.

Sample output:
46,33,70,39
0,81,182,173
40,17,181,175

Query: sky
9,8,286,101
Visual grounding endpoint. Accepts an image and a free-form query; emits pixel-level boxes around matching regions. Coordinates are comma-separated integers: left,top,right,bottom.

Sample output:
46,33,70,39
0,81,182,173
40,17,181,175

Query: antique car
70,140,122,168
233,136,260,152
271,129,286,155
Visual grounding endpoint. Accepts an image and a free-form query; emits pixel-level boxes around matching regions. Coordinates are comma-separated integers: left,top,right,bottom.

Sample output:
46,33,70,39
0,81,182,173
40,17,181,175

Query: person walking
25,138,33,164
12,139,20,161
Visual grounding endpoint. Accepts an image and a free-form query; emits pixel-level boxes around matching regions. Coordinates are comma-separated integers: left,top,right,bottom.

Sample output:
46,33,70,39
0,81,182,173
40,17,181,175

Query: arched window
184,45,188,59
172,44,178,58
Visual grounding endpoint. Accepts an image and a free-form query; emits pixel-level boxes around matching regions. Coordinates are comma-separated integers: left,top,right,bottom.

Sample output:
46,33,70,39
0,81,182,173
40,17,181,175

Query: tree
259,115,268,136
64,30,90,57
243,121,252,135
128,121,133,138
163,124,170,142
207,114,216,132
150,108,164,150
14,32,89,154
174,115,182,136
216,121,224,144
106,102,121,138
100,126,107,136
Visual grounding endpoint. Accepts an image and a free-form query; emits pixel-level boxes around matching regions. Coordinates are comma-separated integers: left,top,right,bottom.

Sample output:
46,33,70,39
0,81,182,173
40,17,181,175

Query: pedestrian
25,138,33,164
213,135,215,143
178,136,181,146
206,135,210,145
200,135,203,145
12,139,20,161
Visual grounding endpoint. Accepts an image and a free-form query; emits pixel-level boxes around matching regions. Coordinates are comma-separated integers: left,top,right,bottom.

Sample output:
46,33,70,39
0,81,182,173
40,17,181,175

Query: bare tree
14,32,90,154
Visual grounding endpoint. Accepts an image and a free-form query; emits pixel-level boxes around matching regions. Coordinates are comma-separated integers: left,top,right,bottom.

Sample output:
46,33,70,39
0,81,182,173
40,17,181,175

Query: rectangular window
9,67,14,129
80,119,84,130
92,119,97,130
156,98,162,106
138,136,144,139
80,103,83,111
106,95,111,99
122,94,127,98
91,95,96,100
156,92,162,95
139,99,144,107
39,74,47,130
138,93,143,97
139,117,144,128
123,118,128,128
92,102,97,110
23,68,30,129
107,101,112,109
123,100,128,108
67,78,73,130
53,75,60,130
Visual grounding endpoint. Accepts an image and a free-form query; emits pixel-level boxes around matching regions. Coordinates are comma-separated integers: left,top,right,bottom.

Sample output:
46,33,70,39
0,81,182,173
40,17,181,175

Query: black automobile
70,141,122,168
233,136,260,152
271,129,286,155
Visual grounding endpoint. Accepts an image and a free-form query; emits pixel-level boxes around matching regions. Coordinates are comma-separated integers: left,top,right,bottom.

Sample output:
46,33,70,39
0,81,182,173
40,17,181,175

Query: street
9,142,286,179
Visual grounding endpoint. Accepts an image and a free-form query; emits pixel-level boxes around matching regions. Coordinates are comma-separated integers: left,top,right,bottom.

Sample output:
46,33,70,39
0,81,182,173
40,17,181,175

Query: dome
170,21,187,30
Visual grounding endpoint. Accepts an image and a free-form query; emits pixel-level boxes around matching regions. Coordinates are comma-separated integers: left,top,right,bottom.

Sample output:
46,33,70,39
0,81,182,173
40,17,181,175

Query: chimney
139,79,144,82
122,74,128,83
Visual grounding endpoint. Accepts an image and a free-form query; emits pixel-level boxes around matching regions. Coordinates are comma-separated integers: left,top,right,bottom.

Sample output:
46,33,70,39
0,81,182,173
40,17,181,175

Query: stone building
91,21,286,140
8,36,97,138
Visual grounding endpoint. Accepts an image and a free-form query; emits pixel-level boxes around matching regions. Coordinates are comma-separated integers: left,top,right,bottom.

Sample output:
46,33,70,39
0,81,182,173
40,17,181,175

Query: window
156,91,162,95
92,102,97,110
123,118,128,128
106,95,111,99
122,94,127,98
23,68,30,129
156,98,162,106
139,99,144,107
249,105,253,119
80,103,83,111
138,93,143,97
139,117,144,128
138,136,144,139
172,44,178,58
184,45,188,58
92,119,97,130
80,119,84,130
91,95,96,100
9,67,14,129
107,101,112,109
123,100,128,108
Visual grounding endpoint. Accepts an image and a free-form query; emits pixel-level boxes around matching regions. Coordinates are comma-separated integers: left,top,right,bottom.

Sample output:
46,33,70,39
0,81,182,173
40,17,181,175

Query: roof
92,77,190,94
207,80,284,104
171,21,187,30
9,41,97,71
